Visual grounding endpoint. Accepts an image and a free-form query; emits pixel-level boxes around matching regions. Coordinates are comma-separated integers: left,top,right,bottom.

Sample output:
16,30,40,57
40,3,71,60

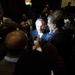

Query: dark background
0,0,61,22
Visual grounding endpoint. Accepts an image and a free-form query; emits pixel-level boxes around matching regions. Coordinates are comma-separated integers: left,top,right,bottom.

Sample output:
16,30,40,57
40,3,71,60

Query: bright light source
25,2,32,5
25,0,32,6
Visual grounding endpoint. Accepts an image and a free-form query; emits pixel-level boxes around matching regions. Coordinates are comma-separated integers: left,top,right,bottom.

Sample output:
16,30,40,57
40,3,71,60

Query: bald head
5,30,28,54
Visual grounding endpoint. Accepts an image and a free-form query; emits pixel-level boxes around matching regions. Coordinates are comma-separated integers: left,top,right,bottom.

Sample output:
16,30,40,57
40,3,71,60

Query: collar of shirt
4,56,19,63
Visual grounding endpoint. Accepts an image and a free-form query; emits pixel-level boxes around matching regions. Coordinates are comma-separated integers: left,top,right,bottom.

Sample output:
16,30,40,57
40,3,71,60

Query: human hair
35,18,46,33
68,2,71,6
48,11,64,29
35,18,43,26
0,22,19,41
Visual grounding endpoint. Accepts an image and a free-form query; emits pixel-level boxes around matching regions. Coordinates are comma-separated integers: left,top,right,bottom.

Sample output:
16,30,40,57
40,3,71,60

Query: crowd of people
0,2,75,75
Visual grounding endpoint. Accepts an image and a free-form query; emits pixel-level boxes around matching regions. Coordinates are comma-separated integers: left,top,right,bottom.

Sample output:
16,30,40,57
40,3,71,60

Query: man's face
36,20,46,33
47,18,54,32
22,14,27,21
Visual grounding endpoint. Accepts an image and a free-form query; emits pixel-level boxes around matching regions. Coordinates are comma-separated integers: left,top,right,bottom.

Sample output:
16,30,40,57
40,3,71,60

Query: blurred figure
0,2,3,25
0,30,28,75
41,7,49,23
49,9,53,15
22,13,28,21
0,21,19,42
30,18,46,47
0,21,19,61
0,12,3,25
33,11,68,73
20,13,32,38
20,21,30,38
47,11,72,69
64,2,72,17
0,12,15,26
14,50,51,75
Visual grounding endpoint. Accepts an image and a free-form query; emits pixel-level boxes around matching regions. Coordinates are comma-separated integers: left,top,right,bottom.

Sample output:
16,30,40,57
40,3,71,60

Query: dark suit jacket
31,29,38,42
30,29,52,47
0,59,16,75
49,29,71,62
30,30,38,47
42,42,67,75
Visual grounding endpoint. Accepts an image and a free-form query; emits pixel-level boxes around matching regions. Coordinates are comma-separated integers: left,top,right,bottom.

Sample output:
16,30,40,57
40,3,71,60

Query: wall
71,0,75,6
61,0,75,8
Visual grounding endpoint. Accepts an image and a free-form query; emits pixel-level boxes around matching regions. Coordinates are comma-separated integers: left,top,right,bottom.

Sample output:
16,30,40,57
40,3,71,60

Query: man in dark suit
0,30,28,75
32,11,71,74
64,2,72,17
47,10,72,66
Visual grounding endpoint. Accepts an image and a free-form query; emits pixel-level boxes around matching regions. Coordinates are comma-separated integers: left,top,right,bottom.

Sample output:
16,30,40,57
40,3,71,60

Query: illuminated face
47,18,54,32
20,21,26,28
36,20,46,33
